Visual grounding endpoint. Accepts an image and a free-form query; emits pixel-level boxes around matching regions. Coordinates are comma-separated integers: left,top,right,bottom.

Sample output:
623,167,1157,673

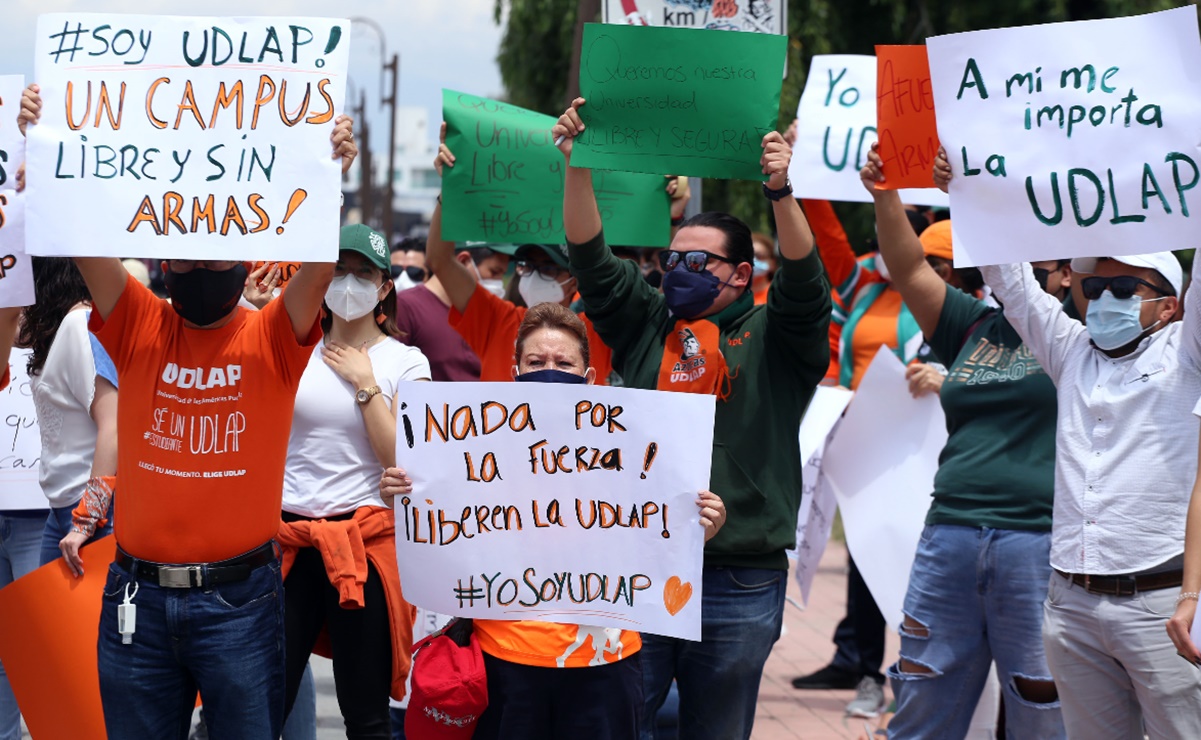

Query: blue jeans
97,555,286,740
0,511,48,740
886,525,1065,740
39,502,114,567
639,566,787,740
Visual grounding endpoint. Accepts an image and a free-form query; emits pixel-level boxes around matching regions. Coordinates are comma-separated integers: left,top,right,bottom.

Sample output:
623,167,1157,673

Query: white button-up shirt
980,261,1201,575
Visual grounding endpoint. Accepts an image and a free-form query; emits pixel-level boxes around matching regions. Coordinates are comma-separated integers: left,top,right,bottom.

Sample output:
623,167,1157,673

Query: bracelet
1177,592,1200,606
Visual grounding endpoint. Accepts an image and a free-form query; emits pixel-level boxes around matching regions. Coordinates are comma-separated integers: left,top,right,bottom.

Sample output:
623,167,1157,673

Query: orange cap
919,220,953,261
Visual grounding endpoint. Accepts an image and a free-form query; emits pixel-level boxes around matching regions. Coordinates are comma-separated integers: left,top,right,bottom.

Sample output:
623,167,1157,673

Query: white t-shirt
283,337,431,518
31,309,117,508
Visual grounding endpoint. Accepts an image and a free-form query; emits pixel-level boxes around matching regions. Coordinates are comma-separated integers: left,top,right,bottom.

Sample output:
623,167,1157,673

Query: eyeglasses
1080,275,1171,301
168,260,239,273
515,260,566,279
390,265,426,282
657,250,739,274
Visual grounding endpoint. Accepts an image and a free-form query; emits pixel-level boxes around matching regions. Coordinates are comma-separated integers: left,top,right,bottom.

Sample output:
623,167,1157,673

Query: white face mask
395,270,419,292
518,271,566,307
480,278,506,298
325,274,380,321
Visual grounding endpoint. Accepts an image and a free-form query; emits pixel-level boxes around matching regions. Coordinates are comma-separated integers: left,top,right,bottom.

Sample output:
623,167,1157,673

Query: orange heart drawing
663,576,693,616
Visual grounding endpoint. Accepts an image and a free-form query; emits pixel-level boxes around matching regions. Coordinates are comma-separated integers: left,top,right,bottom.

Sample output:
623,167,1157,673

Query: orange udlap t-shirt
91,273,320,563
448,283,614,384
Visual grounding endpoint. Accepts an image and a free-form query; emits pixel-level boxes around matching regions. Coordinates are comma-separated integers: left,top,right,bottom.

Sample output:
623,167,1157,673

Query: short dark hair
677,211,753,269
393,236,424,254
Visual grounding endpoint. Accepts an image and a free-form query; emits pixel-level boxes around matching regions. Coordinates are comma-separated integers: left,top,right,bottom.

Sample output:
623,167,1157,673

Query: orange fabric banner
0,538,114,740
875,45,941,190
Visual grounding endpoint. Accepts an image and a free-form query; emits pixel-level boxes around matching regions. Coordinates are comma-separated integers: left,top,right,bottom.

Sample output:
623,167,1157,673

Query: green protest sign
571,23,786,181
441,90,670,247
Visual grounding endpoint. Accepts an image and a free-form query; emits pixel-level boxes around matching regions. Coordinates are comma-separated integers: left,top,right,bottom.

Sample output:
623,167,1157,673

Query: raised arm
554,98,603,245
763,132,814,261
426,124,478,314
860,143,945,338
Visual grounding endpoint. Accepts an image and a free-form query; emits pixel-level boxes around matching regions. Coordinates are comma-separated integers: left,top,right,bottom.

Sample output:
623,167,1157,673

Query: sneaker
846,676,886,718
791,663,860,690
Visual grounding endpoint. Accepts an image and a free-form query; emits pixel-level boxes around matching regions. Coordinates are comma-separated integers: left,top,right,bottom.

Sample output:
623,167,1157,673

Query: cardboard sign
927,7,1201,267
394,381,714,640
441,90,670,247
603,0,787,36
790,55,948,206
26,14,350,261
0,75,34,309
874,46,941,191
0,348,44,510
571,23,787,180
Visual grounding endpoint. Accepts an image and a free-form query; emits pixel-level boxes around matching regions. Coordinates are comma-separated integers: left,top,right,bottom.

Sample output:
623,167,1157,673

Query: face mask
518,271,566,307
514,369,587,384
165,264,248,327
480,278,506,298
325,274,381,321
753,259,770,277
1086,291,1163,351
395,269,420,292
662,268,732,319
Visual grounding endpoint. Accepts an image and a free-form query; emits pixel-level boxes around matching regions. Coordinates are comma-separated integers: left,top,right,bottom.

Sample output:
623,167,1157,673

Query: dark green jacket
568,231,831,570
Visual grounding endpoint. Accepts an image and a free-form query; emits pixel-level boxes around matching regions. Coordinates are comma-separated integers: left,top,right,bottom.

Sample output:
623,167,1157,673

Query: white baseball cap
1069,253,1183,296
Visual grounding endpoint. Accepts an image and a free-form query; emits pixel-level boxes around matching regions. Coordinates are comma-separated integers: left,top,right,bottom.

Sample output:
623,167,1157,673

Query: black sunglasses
1080,275,1171,301
515,260,566,279
390,265,426,282
657,250,739,274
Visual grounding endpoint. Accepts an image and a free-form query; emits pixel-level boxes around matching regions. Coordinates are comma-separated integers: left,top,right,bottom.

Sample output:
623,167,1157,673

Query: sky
0,0,506,149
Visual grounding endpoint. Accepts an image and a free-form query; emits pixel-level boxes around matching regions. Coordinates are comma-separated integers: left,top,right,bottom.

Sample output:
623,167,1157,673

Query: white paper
27,14,349,261
394,382,714,641
0,76,34,310
602,0,786,35
0,349,45,510
798,385,853,465
791,55,948,207
927,7,1201,267
821,346,947,629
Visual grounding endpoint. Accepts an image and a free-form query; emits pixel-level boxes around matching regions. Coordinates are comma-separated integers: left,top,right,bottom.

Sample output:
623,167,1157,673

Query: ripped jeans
886,525,1064,740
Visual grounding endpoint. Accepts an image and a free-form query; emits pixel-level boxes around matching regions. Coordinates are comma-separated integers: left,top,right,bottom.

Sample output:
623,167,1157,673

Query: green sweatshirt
568,231,832,570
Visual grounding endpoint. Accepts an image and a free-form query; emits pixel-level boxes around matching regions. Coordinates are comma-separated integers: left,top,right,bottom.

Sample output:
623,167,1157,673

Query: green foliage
493,0,580,114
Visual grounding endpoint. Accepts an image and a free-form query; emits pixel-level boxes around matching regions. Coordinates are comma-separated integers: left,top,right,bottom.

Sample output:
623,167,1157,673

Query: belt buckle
158,565,202,588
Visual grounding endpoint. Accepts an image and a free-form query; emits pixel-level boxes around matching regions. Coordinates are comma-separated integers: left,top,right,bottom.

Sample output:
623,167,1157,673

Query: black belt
116,541,277,589
1054,568,1183,597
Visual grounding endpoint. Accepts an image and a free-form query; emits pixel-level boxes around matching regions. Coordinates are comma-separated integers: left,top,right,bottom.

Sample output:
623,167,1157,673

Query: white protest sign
603,0,786,35
0,76,34,309
821,347,946,629
791,55,948,207
394,382,713,640
928,7,1201,267
27,14,349,261
0,349,45,510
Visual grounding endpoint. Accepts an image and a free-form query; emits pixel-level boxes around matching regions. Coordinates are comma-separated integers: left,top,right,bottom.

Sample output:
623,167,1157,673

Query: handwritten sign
571,23,786,180
26,14,349,261
0,348,44,510
441,90,670,246
394,381,714,640
790,55,948,206
0,76,34,309
927,7,1201,267
603,0,787,36
875,46,940,191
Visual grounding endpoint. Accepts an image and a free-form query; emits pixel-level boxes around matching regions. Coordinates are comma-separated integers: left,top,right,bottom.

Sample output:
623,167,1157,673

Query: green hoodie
568,231,831,570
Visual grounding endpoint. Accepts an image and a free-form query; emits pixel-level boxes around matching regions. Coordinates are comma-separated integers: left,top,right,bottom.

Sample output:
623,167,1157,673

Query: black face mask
164,264,249,326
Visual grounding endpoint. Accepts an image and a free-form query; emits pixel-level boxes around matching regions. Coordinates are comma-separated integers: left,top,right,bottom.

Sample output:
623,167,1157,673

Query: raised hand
760,131,791,190
331,114,358,174
17,83,41,136
859,142,886,195
933,146,952,193
434,121,455,176
243,262,281,309
551,97,587,162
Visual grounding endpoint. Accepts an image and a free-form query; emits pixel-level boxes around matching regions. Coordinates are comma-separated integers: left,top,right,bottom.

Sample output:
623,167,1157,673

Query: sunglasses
657,250,739,274
1080,275,1171,301
390,265,426,282
515,260,566,279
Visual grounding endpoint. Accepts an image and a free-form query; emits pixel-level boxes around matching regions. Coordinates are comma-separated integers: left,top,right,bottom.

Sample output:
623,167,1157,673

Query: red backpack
405,619,488,739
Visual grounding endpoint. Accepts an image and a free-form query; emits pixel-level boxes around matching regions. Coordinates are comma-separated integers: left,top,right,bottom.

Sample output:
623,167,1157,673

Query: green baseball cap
456,241,520,256
515,244,570,270
339,224,390,270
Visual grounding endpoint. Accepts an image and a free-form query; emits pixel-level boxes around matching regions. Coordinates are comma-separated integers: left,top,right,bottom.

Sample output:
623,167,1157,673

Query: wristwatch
356,386,382,405
763,178,793,202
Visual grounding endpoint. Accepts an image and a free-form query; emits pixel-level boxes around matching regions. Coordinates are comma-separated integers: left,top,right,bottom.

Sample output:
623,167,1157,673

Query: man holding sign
19,83,356,739
554,98,831,739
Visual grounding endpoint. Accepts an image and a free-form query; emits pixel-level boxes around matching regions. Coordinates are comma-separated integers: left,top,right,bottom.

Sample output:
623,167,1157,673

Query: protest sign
0,536,114,740
26,14,349,261
571,23,787,180
927,7,1201,267
603,0,786,36
0,76,34,309
821,347,946,629
875,46,941,191
441,90,670,246
790,55,948,206
394,381,713,640
0,348,44,510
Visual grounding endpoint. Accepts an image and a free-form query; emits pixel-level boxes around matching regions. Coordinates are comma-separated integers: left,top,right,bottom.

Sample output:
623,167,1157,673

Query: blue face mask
662,268,736,319
1086,291,1163,351
514,369,587,384
753,259,770,277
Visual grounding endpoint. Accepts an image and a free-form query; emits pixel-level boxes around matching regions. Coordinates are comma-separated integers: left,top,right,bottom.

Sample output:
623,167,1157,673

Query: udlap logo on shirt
370,232,387,258
161,363,243,390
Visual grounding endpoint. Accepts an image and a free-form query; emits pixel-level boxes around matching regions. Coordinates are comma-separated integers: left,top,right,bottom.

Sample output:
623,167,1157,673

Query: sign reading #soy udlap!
927,7,1201,268
26,14,350,261
441,90,670,247
0,75,35,309
571,23,786,180
393,381,714,641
